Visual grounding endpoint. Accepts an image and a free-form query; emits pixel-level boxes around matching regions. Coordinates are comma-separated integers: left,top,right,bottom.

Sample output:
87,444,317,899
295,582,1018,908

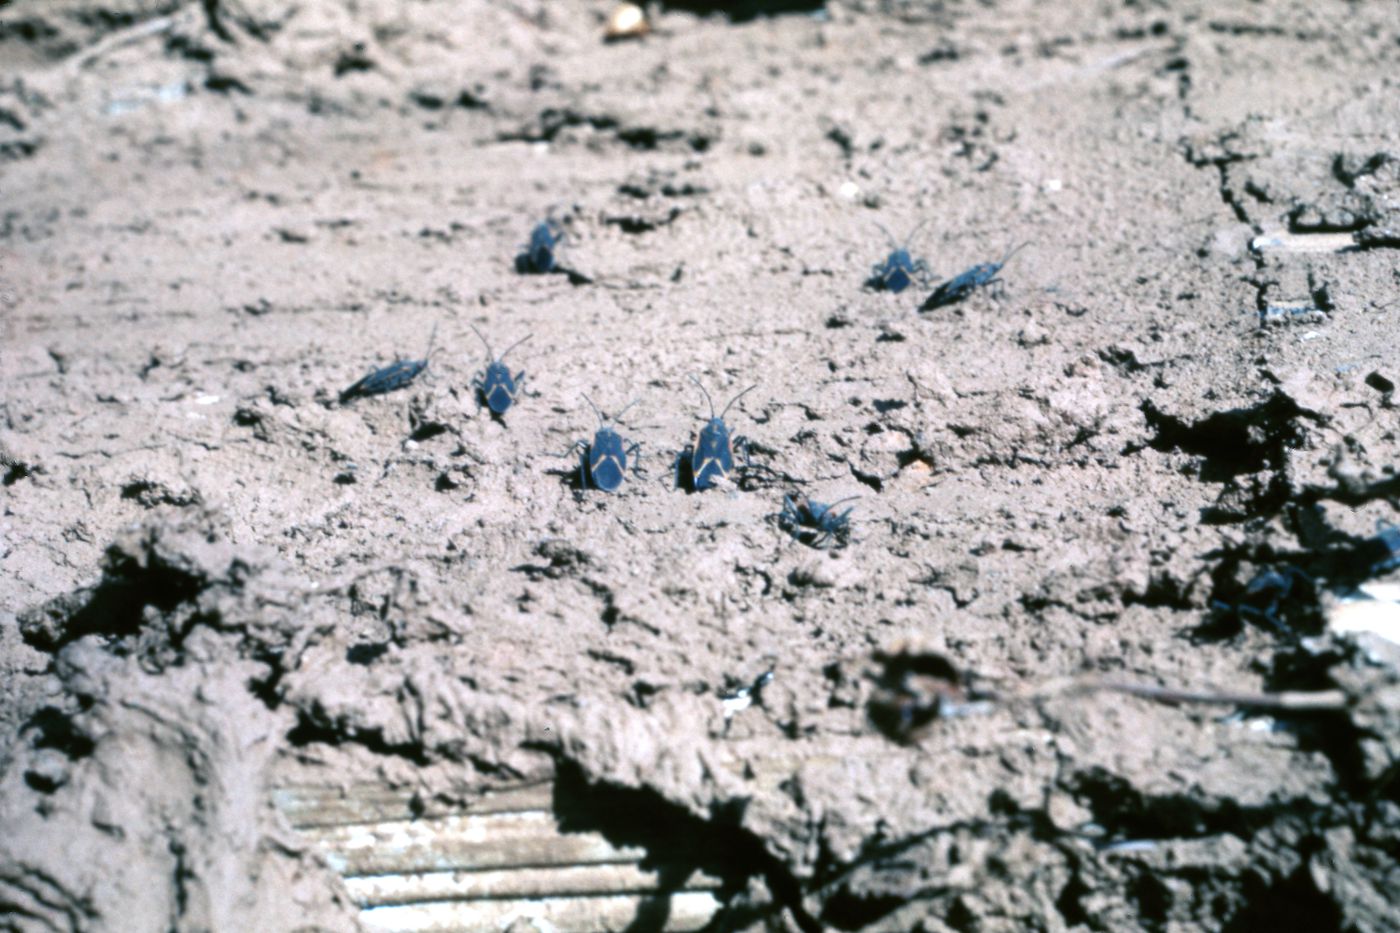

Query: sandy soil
2,1,1399,930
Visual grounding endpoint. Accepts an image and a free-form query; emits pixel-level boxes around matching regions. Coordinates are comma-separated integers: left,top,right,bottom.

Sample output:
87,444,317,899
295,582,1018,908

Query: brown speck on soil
2,1,1399,931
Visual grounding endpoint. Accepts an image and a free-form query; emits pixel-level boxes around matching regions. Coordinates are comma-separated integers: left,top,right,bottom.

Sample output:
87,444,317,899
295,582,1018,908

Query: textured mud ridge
2,1,1400,931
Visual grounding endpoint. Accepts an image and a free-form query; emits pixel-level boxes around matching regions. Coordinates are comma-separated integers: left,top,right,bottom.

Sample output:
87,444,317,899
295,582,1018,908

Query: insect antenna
875,222,898,250
688,374,717,419
584,395,640,426
498,333,533,361
422,323,440,361
876,220,929,250
1000,242,1029,266
582,393,605,425
611,399,640,423
719,384,758,419
468,323,494,359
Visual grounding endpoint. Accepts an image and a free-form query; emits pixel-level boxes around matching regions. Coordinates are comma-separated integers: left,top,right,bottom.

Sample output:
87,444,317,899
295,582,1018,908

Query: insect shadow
866,221,932,294
339,325,438,403
920,242,1027,311
568,395,643,493
469,324,530,419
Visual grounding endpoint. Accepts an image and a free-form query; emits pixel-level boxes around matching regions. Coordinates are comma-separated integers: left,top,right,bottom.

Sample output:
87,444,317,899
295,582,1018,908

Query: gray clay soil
2,1,1400,931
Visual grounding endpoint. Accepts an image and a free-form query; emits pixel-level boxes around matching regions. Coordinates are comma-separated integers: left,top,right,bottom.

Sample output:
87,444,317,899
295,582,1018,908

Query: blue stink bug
920,243,1026,311
868,222,931,294
339,326,437,402
1359,522,1400,577
574,395,641,492
469,324,530,415
516,220,564,274
778,494,856,548
1232,566,1312,632
676,377,756,491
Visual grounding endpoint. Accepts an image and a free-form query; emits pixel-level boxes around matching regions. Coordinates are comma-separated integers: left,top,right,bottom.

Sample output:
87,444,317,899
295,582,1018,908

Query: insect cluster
333,232,856,544
863,222,1027,312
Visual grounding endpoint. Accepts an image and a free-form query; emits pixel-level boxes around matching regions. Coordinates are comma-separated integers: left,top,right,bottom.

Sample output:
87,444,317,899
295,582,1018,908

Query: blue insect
516,220,564,274
1357,522,1400,577
778,494,857,548
573,395,641,492
919,243,1026,311
469,324,530,416
675,377,756,492
868,222,931,294
1219,566,1312,632
339,327,436,402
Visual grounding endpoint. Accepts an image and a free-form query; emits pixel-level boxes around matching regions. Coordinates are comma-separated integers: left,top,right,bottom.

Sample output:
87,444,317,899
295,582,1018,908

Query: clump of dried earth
2,1,1399,930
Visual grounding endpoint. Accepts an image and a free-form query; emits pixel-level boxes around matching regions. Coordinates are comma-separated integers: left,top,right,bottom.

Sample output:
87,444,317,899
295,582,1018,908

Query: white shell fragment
721,691,754,719
604,3,649,41
1250,230,1356,255
1327,583,1400,651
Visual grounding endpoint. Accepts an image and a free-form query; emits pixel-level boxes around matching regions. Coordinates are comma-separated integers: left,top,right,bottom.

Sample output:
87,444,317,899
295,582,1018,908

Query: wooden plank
275,780,728,931
273,782,554,829
300,812,649,877
343,863,722,906
358,891,723,933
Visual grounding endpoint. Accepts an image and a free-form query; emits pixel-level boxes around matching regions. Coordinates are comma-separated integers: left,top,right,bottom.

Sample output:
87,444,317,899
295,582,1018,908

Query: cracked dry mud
2,1,1400,931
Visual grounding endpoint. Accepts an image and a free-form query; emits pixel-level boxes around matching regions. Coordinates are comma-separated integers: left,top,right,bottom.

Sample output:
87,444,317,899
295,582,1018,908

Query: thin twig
1090,680,1349,711
1012,676,1350,711
69,16,176,73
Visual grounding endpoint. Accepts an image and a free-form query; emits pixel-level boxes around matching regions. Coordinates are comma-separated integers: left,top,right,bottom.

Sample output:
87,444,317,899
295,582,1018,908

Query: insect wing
691,421,734,490
343,360,422,399
483,363,516,413
531,244,555,273
588,429,626,492
885,264,912,293
527,223,560,272
921,275,970,311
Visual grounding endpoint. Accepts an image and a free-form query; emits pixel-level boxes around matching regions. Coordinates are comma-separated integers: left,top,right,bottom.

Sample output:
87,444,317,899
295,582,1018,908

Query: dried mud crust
2,1,1399,931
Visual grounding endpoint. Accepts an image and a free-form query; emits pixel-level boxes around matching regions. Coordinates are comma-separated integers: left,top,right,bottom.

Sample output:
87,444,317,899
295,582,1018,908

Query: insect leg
733,434,752,468
1237,603,1286,633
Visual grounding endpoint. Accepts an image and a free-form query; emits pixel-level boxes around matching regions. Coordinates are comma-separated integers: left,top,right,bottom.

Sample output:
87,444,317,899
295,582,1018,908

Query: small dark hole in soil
1222,865,1341,933
26,707,95,759
410,421,449,442
821,889,905,930
659,1,825,21
346,642,389,665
